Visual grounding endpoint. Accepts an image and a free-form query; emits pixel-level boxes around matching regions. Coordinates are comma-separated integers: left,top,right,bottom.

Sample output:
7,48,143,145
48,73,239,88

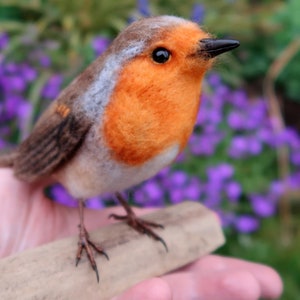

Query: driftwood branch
0,201,224,300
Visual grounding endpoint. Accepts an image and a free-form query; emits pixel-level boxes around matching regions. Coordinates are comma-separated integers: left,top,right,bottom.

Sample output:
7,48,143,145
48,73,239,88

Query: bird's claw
109,213,168,252
76,225,109,283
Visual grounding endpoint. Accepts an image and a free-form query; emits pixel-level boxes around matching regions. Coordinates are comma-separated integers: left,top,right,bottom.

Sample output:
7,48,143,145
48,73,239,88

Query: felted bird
0,15,239,281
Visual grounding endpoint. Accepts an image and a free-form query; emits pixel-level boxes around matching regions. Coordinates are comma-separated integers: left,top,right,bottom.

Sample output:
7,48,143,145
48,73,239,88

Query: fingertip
259,266,283,299
113,277,172,300
221,270,261,300
273,272,284,299
203,255,283,299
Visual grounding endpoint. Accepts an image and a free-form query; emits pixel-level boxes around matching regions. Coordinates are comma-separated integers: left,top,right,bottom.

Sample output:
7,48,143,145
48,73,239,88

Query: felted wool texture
102,24,213,166
53,125,179,198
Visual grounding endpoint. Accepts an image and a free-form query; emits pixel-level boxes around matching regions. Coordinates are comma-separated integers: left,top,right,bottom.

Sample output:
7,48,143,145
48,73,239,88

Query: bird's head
109,15,239,88
79,16,239,122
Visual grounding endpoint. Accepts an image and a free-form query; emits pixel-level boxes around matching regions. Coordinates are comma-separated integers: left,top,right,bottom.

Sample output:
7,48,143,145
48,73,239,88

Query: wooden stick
0,201,224,300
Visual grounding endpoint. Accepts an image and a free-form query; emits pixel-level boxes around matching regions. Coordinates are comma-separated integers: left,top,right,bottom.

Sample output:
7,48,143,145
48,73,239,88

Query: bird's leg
109,192,168,252
76,199,109,283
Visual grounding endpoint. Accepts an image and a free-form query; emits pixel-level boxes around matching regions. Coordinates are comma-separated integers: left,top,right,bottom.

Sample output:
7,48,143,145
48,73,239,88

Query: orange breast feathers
102,44,206,165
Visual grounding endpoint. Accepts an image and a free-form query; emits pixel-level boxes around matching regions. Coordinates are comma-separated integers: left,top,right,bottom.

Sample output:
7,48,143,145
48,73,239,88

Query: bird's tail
0,151,18,168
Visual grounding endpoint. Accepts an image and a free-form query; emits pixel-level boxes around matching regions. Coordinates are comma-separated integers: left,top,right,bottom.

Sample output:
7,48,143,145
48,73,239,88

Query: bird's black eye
152,47,171,63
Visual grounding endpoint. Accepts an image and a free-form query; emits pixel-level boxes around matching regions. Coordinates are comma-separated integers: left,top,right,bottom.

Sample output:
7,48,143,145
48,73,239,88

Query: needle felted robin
0,16,239,281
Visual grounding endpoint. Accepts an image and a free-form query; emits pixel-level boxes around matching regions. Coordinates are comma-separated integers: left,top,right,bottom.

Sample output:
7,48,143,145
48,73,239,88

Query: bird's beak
198,38,240,58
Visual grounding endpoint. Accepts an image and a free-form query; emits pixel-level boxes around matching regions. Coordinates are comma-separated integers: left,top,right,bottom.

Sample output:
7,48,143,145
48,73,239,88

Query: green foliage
272,0,300,101
233,0,300,102
0,0,136,75
0,0,135,35
219,215,300,300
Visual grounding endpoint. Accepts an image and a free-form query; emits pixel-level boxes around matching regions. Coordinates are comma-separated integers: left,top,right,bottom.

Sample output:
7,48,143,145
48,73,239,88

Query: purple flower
0,138,6,149
152,171,203,204
4,62,18,73
42,75,63,99
133,178,164,207
191,4,205,24
50,184,78,207
286,128,300,149
167,170,189,187
225,181,242,201
189,132,223,156
245,99,267,129
271,130,288,148
156,166,171,179
169,188,184,204
257,127,275,146
39,54,51,67
183,177,202,200
143,180,164,204
214,84,230,100
287,172,300,189
175,152,186,163
85,197,105,209
227,110,244,130
229,136,248,158
207,164,234,182
189,134,216,156
234,215,259,233
92,37,110,57
229,134,262,158
17,100,32,129
0,126,10,136
20,64,37,82
219,212,236,227
219,164,235,179
0,33,9,50
229,90,248,108
270,128,300,149
197,94,223,126
250,194,276,217
227,99,267,131
4,95,24,118
206,109,222,124
4,74,27,92
137,0,150,16
133,188,147,205
291,151,300,166
203,182,222,208
51,184,106,208
28,50,52,67
269,180,285,197
207,73,221,87
247,136,262,155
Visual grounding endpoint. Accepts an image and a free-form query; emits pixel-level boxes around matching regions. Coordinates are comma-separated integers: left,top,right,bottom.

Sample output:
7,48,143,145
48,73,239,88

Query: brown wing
14,106,91,182
11,46,111,182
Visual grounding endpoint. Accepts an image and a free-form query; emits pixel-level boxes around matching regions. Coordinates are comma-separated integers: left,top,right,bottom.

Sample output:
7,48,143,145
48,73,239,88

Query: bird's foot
76,224,109,283
110,193,168,252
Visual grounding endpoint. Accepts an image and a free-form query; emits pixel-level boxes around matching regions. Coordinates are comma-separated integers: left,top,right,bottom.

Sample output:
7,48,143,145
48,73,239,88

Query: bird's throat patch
102,58,202,166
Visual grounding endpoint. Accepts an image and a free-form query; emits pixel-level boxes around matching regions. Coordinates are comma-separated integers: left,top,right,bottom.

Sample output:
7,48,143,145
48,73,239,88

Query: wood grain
0,201,225,300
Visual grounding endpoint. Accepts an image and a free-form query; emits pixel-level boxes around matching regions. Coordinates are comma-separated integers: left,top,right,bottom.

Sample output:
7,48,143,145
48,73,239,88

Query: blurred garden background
0,0,299,298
